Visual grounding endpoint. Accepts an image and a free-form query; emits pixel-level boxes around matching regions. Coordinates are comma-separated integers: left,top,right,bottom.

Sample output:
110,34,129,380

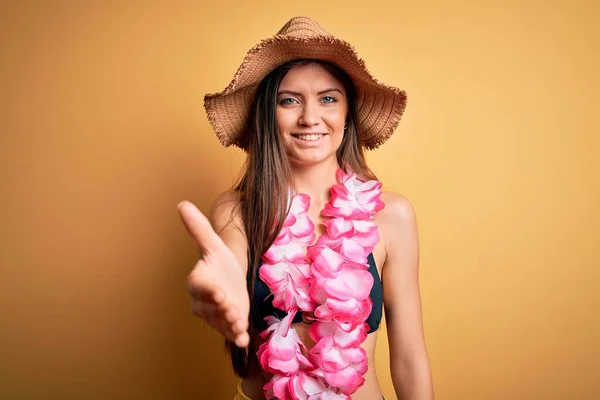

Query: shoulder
209,190,249,269
209,190,245,235
376,191,418,253
377,192,420,271
212,190,241,207
379,191,417,225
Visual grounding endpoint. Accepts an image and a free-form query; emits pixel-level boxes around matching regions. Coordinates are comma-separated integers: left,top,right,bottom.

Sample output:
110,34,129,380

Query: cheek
275,109,296,134
325,108,347,131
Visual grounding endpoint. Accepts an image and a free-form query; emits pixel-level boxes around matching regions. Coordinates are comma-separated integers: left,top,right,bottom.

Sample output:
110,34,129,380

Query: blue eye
322,96,337,103
279,98,298,105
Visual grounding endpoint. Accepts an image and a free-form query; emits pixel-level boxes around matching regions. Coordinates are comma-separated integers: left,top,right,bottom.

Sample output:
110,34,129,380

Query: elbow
391,354,434,400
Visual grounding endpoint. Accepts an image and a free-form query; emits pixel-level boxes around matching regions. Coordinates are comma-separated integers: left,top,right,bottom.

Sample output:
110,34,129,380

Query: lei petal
321,268,373,301
332,322,369,348
311,247,344,278
258,168,384,399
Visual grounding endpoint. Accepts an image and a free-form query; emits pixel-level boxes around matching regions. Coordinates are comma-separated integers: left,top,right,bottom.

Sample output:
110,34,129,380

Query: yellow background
1,1,598,399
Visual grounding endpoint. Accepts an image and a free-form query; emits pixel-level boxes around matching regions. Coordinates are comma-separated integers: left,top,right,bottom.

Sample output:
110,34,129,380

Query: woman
178,17,434,400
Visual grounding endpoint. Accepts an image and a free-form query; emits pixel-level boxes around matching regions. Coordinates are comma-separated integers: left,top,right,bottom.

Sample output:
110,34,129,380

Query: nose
298,100,320,127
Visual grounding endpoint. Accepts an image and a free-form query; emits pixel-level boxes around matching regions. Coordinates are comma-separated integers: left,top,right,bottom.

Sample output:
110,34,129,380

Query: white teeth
295,134,323,141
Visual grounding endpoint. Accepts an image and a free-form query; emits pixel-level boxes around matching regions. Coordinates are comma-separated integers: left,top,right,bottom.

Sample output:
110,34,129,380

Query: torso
242,193,391,399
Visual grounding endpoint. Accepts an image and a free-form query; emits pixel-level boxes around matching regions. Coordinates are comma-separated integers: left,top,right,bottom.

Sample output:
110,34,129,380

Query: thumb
177,201,224,255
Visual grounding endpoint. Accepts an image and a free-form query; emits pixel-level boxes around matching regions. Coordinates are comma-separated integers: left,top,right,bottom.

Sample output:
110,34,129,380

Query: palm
179,201,250,347
194,244,249,322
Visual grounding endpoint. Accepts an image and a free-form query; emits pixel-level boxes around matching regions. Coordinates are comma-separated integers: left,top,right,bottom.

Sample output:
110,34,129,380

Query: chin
288,149,338,167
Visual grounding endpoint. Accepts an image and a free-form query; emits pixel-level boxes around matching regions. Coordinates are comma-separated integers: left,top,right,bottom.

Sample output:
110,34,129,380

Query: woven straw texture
204,17,407,150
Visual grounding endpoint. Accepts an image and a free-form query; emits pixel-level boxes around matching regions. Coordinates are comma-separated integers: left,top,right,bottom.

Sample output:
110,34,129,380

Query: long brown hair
227,59,377,378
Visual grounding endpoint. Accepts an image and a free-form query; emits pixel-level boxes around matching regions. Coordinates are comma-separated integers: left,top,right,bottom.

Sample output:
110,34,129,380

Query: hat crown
276,16,331,38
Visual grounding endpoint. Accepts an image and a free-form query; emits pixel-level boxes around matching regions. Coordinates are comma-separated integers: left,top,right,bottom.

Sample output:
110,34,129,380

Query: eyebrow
277,87,344,96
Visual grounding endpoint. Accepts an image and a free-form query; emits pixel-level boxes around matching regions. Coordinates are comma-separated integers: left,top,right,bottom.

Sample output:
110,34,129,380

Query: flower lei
257,168,384,399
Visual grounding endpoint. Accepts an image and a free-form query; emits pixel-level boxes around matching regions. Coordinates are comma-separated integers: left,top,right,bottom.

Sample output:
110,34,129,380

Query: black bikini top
252,253,383,333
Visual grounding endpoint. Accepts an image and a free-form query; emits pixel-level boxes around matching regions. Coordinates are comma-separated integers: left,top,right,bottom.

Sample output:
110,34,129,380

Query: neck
290,158,341,206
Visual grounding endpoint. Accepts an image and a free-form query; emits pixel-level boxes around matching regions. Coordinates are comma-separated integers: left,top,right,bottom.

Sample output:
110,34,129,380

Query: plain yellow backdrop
1,1,598,399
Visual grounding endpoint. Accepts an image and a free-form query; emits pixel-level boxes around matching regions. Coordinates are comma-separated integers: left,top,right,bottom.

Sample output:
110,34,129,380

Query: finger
193,301,243,333
223,305,240,324
215,304,244,334
192,300,227,320
177,201,224,255
216,315,243,342
213,316,248,347
231,318,246,334
214,307,246,340
234,332,250,348
224,323,248,347
187,274,225,304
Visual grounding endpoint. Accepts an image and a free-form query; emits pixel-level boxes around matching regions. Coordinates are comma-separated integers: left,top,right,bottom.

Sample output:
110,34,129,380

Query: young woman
178,17,434,400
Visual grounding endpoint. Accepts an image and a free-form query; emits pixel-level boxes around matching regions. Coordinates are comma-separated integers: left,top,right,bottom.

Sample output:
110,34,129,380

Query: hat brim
204,35,407,150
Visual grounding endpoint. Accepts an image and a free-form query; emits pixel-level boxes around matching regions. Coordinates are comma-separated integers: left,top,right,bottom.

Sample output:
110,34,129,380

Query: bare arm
381,193,434,400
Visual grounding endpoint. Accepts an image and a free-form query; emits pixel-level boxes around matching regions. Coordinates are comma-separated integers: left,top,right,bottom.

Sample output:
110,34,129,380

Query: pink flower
324,218,378,240
310,320,369,349
265,372,350,400
264,375,293,400
259,261,315,311
313,297,373,332
288,194,316,240
315,215,380,264
309,337,368,394
309,247,344,279
321,218,380,257
314,233,373,266
264,237,308,265
289,372,350,400
308,246,372,301
258,310,313,376
310,267,373,302
322,170,384,220
263,194,316,264
257,168,385,399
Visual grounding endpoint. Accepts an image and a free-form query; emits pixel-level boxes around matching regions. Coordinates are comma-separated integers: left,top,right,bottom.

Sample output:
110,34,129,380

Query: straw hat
203,16,407,150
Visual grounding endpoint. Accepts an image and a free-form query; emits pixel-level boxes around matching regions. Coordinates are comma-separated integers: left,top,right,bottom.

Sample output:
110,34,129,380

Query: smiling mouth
291,133,326,141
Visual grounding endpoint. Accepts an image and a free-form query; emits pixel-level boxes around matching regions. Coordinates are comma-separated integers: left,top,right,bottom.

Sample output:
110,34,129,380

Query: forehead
278,63,346,93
